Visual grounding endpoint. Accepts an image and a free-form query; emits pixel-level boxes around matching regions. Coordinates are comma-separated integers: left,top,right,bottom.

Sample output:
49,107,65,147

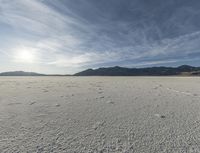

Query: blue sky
0,0,200,74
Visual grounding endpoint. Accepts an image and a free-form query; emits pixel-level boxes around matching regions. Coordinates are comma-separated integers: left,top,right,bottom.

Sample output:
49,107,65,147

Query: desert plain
0,76,200,153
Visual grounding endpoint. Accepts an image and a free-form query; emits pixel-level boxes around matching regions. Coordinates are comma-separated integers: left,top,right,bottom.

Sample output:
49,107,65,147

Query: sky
0,0,200,74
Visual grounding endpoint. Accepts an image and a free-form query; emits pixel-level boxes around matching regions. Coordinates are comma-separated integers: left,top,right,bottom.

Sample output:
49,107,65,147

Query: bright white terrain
0,77,200,153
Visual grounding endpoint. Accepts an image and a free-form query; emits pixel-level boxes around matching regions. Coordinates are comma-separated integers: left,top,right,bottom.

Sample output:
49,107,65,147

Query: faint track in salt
165,87,200,98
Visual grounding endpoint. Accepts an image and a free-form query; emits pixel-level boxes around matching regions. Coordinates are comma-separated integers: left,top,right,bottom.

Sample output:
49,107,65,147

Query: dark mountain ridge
74,65,200,76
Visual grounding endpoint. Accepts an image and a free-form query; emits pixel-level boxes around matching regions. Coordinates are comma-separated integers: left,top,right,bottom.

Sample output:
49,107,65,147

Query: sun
14,48,36,63
18,51,34,61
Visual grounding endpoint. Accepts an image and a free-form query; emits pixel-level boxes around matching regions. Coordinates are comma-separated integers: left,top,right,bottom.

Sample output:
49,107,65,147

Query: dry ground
0,77,200,153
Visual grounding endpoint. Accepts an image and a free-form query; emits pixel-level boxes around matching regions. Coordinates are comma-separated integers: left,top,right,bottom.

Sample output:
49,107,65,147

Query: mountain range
74,65,200,76
0,65,200,76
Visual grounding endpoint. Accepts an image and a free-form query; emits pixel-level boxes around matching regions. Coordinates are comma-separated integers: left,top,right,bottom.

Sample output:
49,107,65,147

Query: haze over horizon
1,0,200,74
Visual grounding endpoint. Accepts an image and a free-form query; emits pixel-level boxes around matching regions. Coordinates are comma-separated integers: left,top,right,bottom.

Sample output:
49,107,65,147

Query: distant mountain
74,65,200,76
0,71,73,76
0,71,46,76
1,65,200,76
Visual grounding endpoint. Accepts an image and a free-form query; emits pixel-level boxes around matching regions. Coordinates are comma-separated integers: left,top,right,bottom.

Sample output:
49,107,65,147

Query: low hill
0,71,46,76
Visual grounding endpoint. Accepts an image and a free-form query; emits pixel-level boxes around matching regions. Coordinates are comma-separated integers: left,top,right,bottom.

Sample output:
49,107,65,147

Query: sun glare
14,48,36,63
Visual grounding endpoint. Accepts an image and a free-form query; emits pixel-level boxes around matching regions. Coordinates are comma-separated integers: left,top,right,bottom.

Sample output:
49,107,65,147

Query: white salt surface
0,76,200,152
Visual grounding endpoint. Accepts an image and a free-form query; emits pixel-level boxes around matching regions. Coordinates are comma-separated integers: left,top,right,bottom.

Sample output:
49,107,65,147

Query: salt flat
0,77,200,153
